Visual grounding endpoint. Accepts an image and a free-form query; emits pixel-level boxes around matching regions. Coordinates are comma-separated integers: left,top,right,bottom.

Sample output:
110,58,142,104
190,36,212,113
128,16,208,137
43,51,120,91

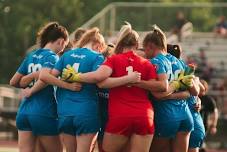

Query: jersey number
168,69,182,81
28,63,42,87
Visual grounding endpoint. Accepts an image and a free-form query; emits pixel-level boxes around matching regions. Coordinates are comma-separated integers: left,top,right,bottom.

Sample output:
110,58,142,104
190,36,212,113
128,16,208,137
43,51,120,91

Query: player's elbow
92,75,106,83
9,78,20,88
9,79,16,87
97,80,110,88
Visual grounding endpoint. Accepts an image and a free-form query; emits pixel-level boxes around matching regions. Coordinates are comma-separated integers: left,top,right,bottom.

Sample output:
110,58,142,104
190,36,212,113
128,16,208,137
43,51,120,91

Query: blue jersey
17,49,59,118
54,48,104,117
150,53,190,122
166,54,187,81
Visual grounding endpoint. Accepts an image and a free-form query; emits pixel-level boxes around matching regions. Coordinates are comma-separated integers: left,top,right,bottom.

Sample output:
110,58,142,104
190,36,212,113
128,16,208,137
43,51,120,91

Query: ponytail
115,22,139,54
37,22,69,48
143,24,167,50
77,27,105,48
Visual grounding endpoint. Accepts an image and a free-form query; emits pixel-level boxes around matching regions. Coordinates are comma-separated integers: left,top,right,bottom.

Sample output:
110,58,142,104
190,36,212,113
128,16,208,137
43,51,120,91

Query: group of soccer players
9,21,207,152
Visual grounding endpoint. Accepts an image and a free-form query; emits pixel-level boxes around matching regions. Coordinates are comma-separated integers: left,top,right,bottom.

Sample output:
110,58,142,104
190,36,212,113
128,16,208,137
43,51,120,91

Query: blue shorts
155,117,194,138
16,114,59,136
189,113,205,148
58,116,100,136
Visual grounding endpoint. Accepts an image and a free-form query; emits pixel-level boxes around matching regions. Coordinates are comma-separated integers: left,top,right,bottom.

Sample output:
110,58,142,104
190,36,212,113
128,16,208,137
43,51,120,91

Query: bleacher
0,85,20,140
179,32,227,148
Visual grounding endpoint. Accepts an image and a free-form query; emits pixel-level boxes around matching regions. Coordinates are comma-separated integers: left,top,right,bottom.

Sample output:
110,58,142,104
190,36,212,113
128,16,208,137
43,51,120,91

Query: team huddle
10,22,206,152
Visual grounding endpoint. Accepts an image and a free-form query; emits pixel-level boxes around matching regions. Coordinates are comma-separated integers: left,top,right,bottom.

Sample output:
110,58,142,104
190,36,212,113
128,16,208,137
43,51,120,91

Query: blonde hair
114,22,139,54
77,27,105,48
143,24,167,50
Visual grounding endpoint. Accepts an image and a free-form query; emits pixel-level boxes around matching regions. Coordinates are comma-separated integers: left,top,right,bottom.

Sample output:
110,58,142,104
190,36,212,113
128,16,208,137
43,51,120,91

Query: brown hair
73,28,86,43
77,27,105,48
115,22,139,54
37,22,69,48
143,25,167,50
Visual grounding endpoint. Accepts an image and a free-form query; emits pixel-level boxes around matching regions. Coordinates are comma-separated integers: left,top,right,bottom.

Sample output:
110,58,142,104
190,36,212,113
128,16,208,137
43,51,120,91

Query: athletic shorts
58,116,100,136
155,117,194,138
16,114,59,136
189,114,205,148
105,117,154,136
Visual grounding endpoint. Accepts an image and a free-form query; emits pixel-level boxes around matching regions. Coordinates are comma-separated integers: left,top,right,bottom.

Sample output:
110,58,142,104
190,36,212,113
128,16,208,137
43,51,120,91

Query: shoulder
166,53,178,62
139,57,152,66
26,49,40,58
178,59,187,66
179,59,185,64
40,50,58,63
151,56,164,65
39,49,57,58
83,48,104,57
61,49,74,57
105,54,119,61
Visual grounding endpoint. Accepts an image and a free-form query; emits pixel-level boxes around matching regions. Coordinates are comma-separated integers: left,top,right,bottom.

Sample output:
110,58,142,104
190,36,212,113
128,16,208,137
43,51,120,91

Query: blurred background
0,0,227,151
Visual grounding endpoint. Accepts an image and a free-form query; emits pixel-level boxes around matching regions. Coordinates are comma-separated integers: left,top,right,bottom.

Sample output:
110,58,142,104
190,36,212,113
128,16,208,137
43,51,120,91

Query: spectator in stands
72,28,86,48
195,48,214,82
220,61,226,72
214,15,227,37
172,11,188,41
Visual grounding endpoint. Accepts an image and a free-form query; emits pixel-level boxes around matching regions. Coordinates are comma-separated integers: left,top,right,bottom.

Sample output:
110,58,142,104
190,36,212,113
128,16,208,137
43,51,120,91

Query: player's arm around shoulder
10,54,30,88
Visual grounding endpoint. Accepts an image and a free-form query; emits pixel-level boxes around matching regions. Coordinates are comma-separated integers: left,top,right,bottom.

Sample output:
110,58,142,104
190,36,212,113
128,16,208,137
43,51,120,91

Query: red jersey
103,51,157,118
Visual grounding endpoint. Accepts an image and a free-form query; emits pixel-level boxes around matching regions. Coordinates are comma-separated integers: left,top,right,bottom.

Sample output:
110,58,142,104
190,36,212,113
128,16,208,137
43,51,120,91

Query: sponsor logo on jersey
32,54,43,59
70,54,86,59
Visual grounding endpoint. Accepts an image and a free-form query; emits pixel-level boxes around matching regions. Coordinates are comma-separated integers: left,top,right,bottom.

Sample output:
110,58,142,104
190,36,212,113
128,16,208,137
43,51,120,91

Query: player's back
18,48,58,117
151,53,189,122
109,51,155,101
54,48,104,117
105,51,156,118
